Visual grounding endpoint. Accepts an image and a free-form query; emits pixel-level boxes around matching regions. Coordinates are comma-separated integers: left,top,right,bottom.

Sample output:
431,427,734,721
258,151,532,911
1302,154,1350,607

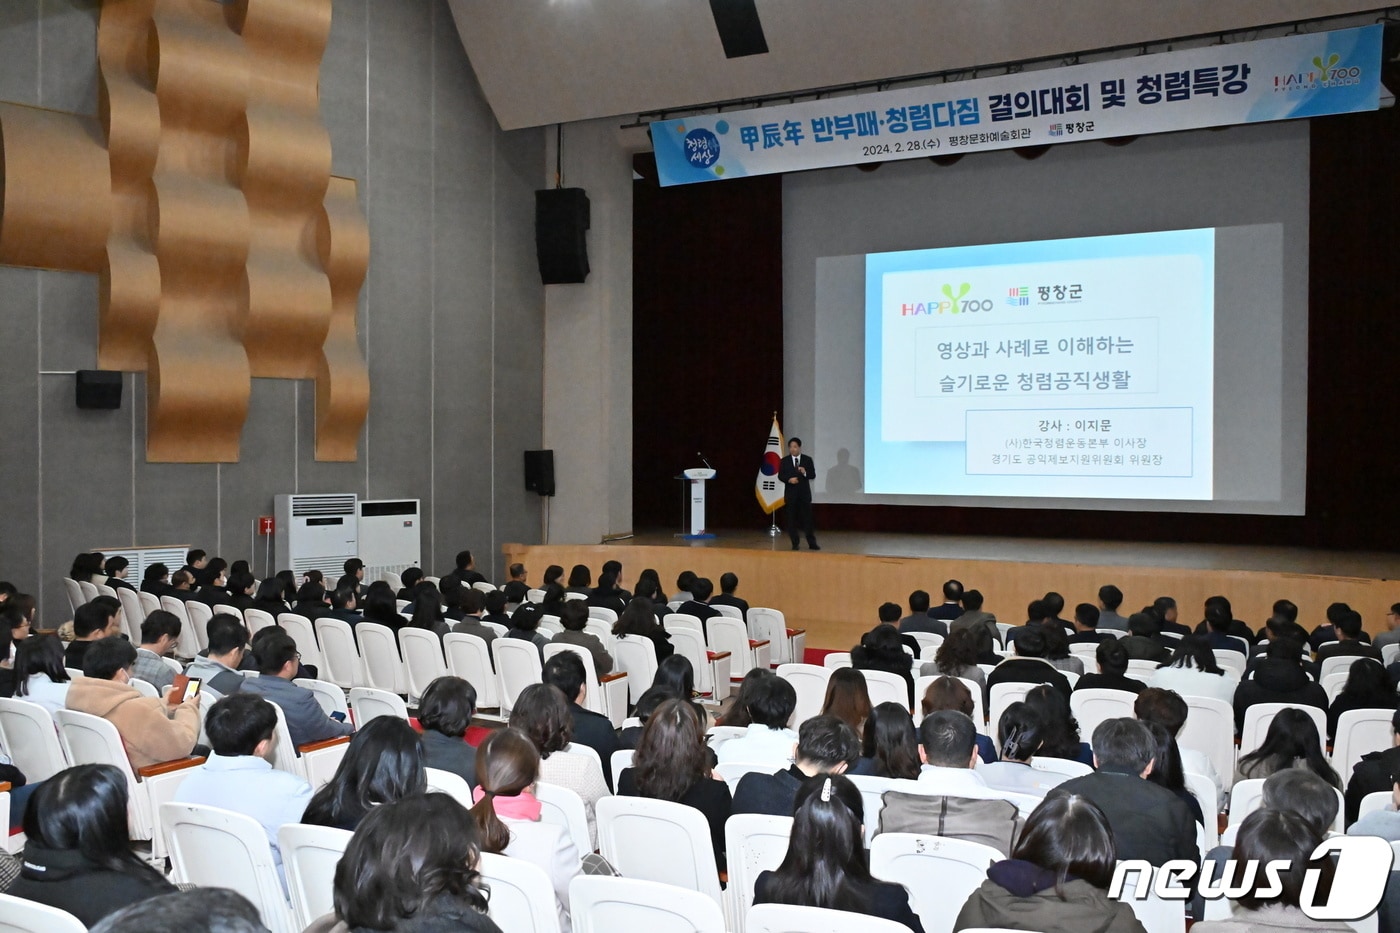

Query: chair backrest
1227,777,1342,833
1125,884,1188,933
161,802,295,933
776,663,832,727
708,616,760,674
712,760,776,797
117,587,146,641
669,627,715,698
0,697,69,781
583,618,614,648
478,850,564,933
870,832,1001,933
1029,756,1094,778
277,613,323,668
130,678,160,698
543,641,609,715
527,587,547,604
244,607,277,635
1069,688,1139,744
987,682,1036,743
186,600,215,653
911,673,986,732
354,621,407,694
0,892,88,933
444,631,501,710
667,613,705,639
1216,652,1247,680
293,678,349,717
712,603,744,620
613,636,659,704
1358,790,1393,821
399,627,448,702
822,652,852,669
1178,694,1236,791
425,766,476,808
747,903,913,933
1322,671,1349,705
1320,654,1369,683
1333,708,1396,788
1183,770,1219,850
610,748,635,788
138,589,162,618
539,617,565,638
267,702,307,779
596,795,723,906
908,631,944,660
78,579,100,604
724,813,794,932
380,570,405,591
1125,659,1160,678
536,780,593,856
53,708,151,840
749,608,792,664
347,686,409,726
61,577,84,616
314,617,365,689
860,669,909,710
1239,702,1326,761
569,874,727,933
213,603,243,621
278,823,354,933
494,637,544,715
587,605,619,624
161,596,200,660
473,581,497,594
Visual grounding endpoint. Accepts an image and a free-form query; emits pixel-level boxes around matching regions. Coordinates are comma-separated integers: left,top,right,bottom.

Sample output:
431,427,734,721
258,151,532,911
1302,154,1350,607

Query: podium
678,467,716,539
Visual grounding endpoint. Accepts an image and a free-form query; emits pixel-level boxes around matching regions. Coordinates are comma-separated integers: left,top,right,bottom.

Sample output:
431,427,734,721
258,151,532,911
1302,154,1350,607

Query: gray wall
0,0,544,623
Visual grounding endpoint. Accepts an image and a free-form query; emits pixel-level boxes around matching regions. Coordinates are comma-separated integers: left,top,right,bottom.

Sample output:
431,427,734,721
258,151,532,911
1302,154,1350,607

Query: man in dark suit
1049,718,1199,868
543,651,620,790
1310,602,1374,654
325,584,365,627
587,571,628,616
778,437,819,550
670,576,721,637
1153,596,1192,639
601,560,632,601
985,628,1072,701
1314,609,1382,668
709,572,750,620
731,715,860,817
899,590,947,636
442,549,487,590
927,580,964,621
1192,595,1254,643
1067,603,1110,645
500,563,529,605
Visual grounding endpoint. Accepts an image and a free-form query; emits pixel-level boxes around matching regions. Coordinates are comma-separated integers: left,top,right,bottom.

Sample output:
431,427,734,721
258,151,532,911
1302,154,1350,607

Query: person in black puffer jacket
1232,636,1327,733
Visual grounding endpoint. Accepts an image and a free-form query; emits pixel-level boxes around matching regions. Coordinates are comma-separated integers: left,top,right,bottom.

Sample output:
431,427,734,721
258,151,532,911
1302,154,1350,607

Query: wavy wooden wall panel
0,0,369,463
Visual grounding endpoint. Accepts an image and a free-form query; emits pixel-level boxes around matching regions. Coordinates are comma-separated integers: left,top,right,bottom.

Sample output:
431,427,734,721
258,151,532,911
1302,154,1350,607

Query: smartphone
169,674,201,703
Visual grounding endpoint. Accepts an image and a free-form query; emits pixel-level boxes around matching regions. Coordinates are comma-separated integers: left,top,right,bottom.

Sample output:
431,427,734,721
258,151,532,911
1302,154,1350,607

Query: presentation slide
864,229,1215,500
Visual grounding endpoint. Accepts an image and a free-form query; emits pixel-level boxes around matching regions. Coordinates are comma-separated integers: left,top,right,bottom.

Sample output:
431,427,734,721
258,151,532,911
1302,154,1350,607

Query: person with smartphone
65,636,200,769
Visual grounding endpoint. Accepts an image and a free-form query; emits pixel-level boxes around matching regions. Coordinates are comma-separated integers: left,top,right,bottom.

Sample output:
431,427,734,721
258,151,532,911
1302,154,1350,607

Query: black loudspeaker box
524,449,556,497
535,188,590,284
75,370,122,410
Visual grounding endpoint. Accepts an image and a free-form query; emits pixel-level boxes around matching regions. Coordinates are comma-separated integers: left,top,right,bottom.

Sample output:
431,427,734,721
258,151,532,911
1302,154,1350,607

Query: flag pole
767,410,781,537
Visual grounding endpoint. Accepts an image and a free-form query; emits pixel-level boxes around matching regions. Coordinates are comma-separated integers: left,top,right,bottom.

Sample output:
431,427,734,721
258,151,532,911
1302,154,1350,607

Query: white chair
494,637,543,715
279,823,353,932
161,595,201,660
78,579,100,605
399,627,449,702
750,607,805,667
1333,708,1396,788
1029,756,1093,778
0,697,70,781
570,874,727,933
987,682,1036,744
117,586,147,640
527,587,547,603
861,669,909,710
1323,671,1350,704
245,607,277,636
1384,644,1400,667
380,570,405,591
725,813,795,933
544,641,629,729
300,736,352,789
667,613,706,639
473,581,497,594
130,678,160,698
294,678,349,718
138,589,162,619
613,635,660,704
587,605,619,624
1067,642,1100,665
1358,790,1393,822
1126,885,1187,933
1184,770,1220,849
912,674,986,731
60,577,84,617
747,903,912,933
713,760,775,797
314,617,366,688
186,600,215,653
277,613,323,670
478,850,564,933
425,766,475,807
596,795,723,907
713,604,744,620
1069,688,1138,745
1179,695,1236,791
348,685,409,726
564,591,588,602
161,802,296,933
54,708,156,841
870,833,1001,933
444,631,505,719
1319,654,1371,683
0,892,87,933
777,663,832,727
1125,659,1160,679
213,603,244,621
823,652,852,669
1216,652,1247,680
355,621,408,695
583,618,615,650
1239,703,1326,761
1228,777,1346,833
908,631,943,660
536,780,593,855
266,702,308,779
539,616,565,638
709,617,771,682
669,626,717,698
610,748,635,788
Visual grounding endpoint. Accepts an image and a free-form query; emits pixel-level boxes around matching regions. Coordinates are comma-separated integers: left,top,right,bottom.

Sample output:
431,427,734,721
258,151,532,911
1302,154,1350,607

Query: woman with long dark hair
140,562,171,596
652,653,712,728
857,701,921,780
1148,634,1234,704
618,698,731,867
976,701,1068,796
302,717,426,831
13,632,71,715
542,564,565,588
1023,683,1092,765
1236,708,1341,787
1326,657,1396,741
754,774,923,931
612,597,674,662
308,794,501,933
276,569,300,604
637,568,668,605
565,564,592,594
7,764,175,926
821,667,873,737
716,667,770,728
251,576,291,617
408,583,450,637
511,683,608,848
1140,720,1205,828
954,794,1144,933
360,581,405,636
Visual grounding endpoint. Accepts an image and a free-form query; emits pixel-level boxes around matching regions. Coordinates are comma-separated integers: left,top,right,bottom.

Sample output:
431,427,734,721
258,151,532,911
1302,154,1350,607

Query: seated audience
184,613,250,700
716,667,769,728
406,583,449,637
1200,602,1249,657
953,793,1145,933
172,693,313,879
1348,771,1400,841
977,702,1069,795
921,675,996,763
1148,635,1235,704
898,589,942,635
633,573,668,614
552,600,613,674
1067,602,1109,644
8,763,176,925
851,622,916,707
1048,718,1198,867
250,577,291,617
715,672,798,765
360,582,406,637
90,888,270,933
1315,608,1382,668
67,635,200,768
950,588,999,646
565,564,592,595
587,571,628,616
1041,623,1083,676
1233,636,1328,733
481,589,513,628
1327,657,1395,741
619,698,732,867
308,793,502,933
1374,602,1400,655
919,627,987,696
443,549,487,590
64,598,123,670
504,602,550,659
102,555,135,592
653,653,713,728
1140,719,1204,827
167,569,199,598
1119,610,1173,664
540,582,568,618
1074,639,1147,695
1096,584,1129,633
394,566,424,602
325,584,364,625
859,701,923,780
820,666,872,736
673,570,696,603
302,716,425,831
70,551,105,583
501,562,529,605
878,601,922,655
1235,707,1340,787
1153,596,1191,638
471,727,581,931
986,629,1072,701
1134,687,1223,796
754,775,924,932
129,611,181,692
1024,683,1092,765
511,682,609,848
291,580,331,621
543,651,620,789
222,571,257,614
417,675,478,788
709,571,750,620
1346,708,1400,824
1308,601,1369,654
0,621,13,697
140,562,172,597
668,575,720,636
618,684,673,750
929,579,965,621
12,633,71,715
4,594,35,651
240,628,354,746
733,715,860,816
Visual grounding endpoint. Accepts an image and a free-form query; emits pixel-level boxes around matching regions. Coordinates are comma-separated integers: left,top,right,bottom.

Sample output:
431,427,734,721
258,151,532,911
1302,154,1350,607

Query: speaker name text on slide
864,228,1215,500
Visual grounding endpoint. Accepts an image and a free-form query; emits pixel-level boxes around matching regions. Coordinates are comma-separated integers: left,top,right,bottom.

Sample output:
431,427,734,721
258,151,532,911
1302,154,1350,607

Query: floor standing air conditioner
357,499,422,581
273,493,359,580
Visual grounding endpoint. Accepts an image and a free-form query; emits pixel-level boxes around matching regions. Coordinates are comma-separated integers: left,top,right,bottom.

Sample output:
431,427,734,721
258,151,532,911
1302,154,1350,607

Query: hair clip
820,778,833,802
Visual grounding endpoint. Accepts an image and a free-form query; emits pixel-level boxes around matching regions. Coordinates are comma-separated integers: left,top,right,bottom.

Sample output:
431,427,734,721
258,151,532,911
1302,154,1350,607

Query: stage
503,531,1400,651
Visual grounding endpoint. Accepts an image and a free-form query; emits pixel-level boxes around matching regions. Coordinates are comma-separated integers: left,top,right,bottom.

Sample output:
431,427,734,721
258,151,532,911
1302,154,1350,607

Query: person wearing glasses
240,627,354,746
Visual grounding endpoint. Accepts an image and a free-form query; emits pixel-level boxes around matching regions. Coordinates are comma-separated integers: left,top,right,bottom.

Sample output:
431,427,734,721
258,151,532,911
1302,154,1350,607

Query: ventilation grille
291,494,357,517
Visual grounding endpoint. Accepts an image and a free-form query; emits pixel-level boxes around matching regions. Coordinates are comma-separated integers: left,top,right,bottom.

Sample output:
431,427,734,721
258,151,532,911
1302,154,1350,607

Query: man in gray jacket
240,627,354,747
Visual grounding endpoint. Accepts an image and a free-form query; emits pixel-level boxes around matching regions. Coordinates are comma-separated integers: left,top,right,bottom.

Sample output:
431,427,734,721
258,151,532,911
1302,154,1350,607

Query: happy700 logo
899,283,993,316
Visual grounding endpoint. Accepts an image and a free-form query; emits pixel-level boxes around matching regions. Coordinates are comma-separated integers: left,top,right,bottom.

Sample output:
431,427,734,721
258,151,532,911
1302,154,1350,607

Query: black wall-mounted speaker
75,370,122,410
535,188,590,284
524,449,556,497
